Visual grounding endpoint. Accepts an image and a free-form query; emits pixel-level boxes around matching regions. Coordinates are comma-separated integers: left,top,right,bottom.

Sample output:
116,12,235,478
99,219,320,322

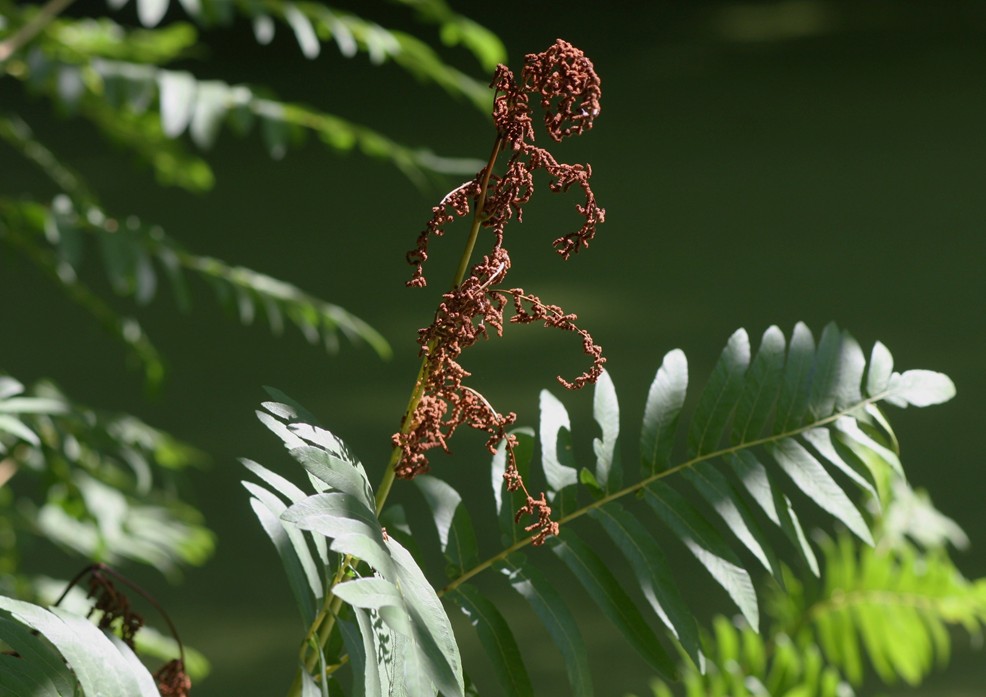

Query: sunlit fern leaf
808,534,986,686
243,323,954,696
490,427,535,546
415,476,479,578
539,389,579,514
249,394,465,697
591,369,622,492
515,323,951,686
0,596,161,696
241,470,325,622
13,20,487,183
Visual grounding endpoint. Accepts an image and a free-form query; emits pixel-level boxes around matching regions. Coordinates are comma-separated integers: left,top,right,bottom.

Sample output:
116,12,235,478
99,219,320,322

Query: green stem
290,134,506,696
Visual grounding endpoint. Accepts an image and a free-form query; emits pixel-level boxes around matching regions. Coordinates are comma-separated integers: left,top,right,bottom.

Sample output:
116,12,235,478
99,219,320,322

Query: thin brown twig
0,0,78,63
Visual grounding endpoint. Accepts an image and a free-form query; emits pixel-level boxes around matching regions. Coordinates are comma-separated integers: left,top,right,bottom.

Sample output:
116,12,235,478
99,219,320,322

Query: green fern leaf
589,504,703,668
550,528,678,680
449,583,534,697
688,328,750,456
499,554,593,697
644,482,759,630
491,427,535,545
732,325,786,443
415,476,480,578
241,474,324,621
682,462,779,578
0,597,160,696
769,438,872,545
775,321,816,431
538,389,579,514
591,370,622,492
640,348,688,476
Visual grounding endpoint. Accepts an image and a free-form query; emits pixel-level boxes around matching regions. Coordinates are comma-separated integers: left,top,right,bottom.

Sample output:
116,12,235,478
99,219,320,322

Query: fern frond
806,533,986,686
436,323,953,693
238,1,494,110
90,0,501,106
385,0,507,71
245,396,466,696
637,616,855,697
0,115,391,360
0,376,212,580
0,595,161,696
645,528,986,695
0,203,166,387
5,13,487,184
247,324,955,696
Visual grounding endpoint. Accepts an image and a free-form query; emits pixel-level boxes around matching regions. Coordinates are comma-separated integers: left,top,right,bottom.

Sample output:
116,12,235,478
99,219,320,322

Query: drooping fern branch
0,0,501,187
0,115,390,386
240,321,955,696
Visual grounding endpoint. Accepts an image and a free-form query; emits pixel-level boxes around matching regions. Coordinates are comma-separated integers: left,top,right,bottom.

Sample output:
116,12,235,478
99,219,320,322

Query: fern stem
293,135,506,694
440,393,889,596
374,134,505,516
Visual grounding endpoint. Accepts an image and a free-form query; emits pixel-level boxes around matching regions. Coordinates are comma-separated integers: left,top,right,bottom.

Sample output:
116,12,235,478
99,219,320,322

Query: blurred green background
2,0,985,694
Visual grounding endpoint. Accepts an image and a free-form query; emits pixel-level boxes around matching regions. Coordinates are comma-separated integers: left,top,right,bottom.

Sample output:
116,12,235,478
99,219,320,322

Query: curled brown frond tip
516,491,560,546
394,40,605,544
155,659,192,697
523,38,602,142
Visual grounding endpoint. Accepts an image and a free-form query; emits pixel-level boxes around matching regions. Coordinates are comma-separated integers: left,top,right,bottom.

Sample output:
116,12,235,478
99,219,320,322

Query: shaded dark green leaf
450,584,534,697
644,482,759,629
589,505,702,667
551,528,678,680
500,554,593,697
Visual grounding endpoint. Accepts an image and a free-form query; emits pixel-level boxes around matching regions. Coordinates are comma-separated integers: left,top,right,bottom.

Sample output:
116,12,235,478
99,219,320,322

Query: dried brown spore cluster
86,568,144,648
55,564,192,697
155,659,192,697
394,40,605,545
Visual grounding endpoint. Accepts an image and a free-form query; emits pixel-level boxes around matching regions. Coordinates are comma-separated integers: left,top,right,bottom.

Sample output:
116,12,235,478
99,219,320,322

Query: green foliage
1,0,497,604
640,505,986,696
0,0,496,395
0,375,213,583
0,595,161,696
244,323,957,695
244,394,464,696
